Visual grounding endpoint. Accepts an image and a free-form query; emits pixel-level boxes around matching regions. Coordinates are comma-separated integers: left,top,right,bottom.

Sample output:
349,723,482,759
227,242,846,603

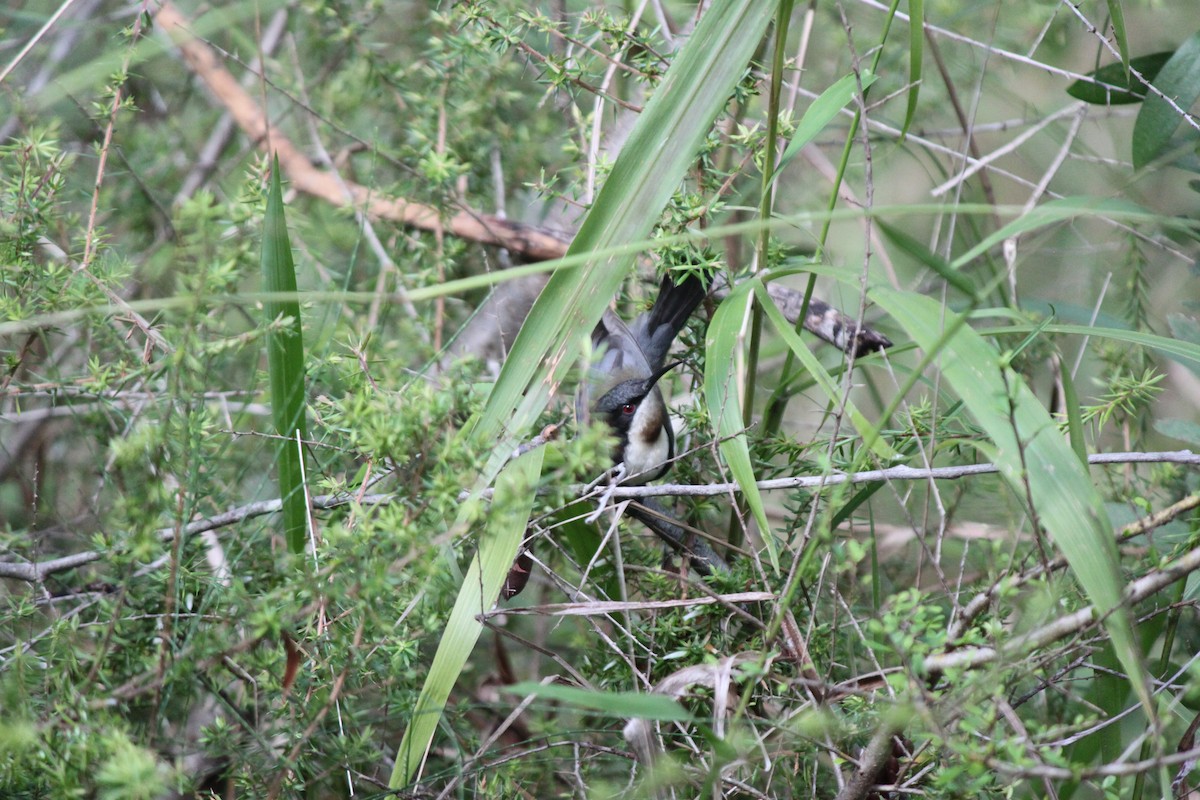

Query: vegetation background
2,0,1200,797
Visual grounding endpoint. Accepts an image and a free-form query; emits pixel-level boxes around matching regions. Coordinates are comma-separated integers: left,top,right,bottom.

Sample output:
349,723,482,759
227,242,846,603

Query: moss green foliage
3,0,1200,798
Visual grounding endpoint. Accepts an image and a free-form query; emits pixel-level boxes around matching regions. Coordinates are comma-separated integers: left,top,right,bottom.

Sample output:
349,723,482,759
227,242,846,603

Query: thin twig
0,492,393,582
926,536,1200,673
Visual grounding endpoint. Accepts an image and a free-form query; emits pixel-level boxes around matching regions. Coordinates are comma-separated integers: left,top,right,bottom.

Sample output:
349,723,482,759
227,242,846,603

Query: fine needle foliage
3,1,1200,799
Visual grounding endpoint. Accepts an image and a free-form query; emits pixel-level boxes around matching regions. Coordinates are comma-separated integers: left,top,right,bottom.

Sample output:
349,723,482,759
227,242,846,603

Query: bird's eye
621,403,637,415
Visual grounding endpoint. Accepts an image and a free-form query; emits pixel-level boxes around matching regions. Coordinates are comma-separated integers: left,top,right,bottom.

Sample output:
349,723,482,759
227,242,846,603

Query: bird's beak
647,360,684,389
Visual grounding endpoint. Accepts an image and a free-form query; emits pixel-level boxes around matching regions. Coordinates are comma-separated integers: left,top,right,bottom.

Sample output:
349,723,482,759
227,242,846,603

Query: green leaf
877,219,976,296
1168,313,1200,376
769,71,878,190
558,501,622,603
1105,0,1130,78
389,448,544,789
260,156,309,555
1133,31,1200,169
704,280,777,570
901,0,924,138
1059,363,1088,467
1067,51,1173,105
1155,418,1200,446
502,682,692,721
871,289,1152,715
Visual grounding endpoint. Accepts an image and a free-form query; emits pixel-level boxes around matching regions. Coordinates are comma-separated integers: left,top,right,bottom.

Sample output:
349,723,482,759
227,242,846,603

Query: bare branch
605,450,1200,498
7,450,1193,584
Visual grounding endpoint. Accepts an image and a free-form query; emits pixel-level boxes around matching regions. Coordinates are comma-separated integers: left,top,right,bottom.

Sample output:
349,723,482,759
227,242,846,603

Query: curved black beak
646,360,684,390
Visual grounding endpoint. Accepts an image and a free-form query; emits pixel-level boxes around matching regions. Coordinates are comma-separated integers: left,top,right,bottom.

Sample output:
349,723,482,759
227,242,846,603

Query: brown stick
154,1,571,262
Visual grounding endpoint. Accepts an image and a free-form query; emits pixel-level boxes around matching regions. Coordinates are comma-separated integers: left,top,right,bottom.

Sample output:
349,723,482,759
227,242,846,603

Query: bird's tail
636,272,710,369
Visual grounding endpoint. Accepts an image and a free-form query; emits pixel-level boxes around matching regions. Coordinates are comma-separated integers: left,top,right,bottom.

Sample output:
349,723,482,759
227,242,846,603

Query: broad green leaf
871,289,1151,714
901,0,924,138
1067,51,1173,105
1155,418,1200,446
503,682,692,721
260,156,309,555
1169,313,1200,344
1168,313,1200,376
769,70,878,190
705,280,777,570
753,282,898,461
558,501,623,603
1133,32,1200,169
389,448,544,789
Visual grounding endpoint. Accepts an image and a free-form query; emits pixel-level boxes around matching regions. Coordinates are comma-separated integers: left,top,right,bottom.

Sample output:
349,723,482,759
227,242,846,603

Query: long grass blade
393,3,780,786
871,289,1152,716
901,0,924,138
388,448,544,788
260,155,309,555
705,281,778,570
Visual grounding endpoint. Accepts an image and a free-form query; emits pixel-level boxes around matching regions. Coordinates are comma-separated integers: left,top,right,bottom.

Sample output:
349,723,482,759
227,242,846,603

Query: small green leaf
1133,32,1200,169
770,71,878,190
503,682,692,721
260,156,309,555
1067,51,1173,105
1155,418,1200,446
877,219,976,296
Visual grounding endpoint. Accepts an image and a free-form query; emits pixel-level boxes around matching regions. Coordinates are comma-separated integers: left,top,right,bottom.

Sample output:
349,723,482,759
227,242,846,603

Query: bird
581,271,709,484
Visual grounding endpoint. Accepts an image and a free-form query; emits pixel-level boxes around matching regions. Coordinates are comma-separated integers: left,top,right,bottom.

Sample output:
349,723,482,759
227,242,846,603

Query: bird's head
591,361,681,483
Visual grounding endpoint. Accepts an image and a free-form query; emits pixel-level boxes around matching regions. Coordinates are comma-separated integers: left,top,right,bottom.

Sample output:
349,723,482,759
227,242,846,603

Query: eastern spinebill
580,272,709,484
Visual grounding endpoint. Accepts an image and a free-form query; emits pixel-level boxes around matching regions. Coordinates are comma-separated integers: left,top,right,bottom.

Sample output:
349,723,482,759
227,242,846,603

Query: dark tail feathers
635,272,709,370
